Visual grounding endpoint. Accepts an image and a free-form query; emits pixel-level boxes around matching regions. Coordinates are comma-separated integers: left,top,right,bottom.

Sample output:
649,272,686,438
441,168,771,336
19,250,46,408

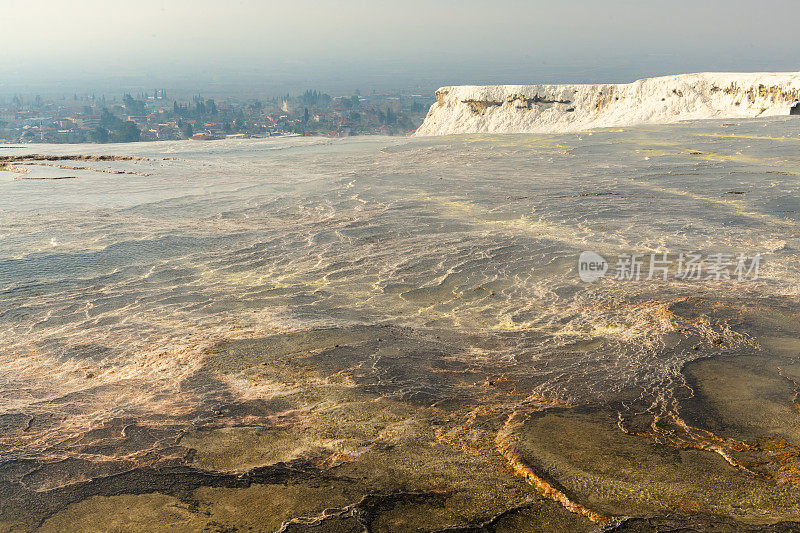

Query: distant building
76,115,101,128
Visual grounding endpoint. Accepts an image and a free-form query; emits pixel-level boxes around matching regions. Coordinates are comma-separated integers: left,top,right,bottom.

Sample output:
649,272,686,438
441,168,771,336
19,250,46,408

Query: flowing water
2,118,800,531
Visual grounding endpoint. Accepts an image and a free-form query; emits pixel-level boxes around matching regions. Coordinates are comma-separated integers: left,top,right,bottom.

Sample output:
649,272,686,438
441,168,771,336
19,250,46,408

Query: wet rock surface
3,122,800,530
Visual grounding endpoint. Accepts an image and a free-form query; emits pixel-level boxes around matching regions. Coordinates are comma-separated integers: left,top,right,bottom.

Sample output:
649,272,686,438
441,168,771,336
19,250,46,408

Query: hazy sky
2,0,799,96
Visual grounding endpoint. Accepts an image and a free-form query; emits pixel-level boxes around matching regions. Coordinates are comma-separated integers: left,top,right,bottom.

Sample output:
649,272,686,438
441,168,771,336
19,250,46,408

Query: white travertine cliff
415,73,800,135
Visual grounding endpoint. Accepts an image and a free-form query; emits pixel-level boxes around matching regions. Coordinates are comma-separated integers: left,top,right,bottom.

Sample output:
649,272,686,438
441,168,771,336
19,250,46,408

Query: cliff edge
415,72,800,135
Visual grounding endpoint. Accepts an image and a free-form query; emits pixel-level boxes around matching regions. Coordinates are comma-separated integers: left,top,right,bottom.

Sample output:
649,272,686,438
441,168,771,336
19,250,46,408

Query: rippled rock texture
2,119,800,531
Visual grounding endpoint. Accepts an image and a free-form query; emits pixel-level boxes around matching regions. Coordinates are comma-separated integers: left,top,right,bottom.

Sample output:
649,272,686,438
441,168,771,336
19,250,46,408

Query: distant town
0,89,434,143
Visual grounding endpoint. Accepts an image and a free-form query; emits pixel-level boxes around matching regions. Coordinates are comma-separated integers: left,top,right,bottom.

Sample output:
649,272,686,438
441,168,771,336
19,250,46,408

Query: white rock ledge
415,72,800,135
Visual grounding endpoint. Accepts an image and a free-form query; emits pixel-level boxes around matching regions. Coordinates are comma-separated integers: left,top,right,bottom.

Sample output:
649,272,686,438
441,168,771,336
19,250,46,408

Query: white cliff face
415,73,800,135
